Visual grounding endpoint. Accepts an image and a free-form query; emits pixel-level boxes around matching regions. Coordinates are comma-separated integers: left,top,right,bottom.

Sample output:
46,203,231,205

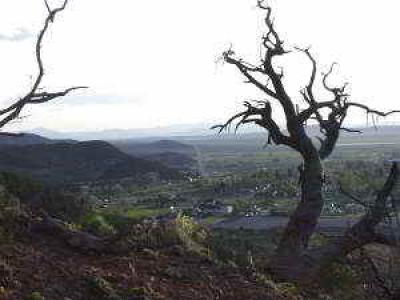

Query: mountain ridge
19,124,400,142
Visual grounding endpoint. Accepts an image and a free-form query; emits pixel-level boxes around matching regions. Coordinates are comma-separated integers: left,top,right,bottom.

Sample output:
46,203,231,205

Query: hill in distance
113,139,195,156
111,139,198,171
142,151,197,172
0,132,199,173
0,140,183,185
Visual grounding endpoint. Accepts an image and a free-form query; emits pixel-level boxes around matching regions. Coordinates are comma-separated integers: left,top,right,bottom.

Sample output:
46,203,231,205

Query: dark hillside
0,141,183,185
113,139,198,171
0,133,76,146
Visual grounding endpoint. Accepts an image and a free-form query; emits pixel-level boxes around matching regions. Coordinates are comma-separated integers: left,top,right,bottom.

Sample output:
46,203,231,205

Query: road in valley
212,215,400,240
212,215,359,233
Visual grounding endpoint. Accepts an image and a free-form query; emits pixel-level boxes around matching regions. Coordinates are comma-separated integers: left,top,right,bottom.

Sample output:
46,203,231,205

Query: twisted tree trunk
271,150,324,280
270,162,399,283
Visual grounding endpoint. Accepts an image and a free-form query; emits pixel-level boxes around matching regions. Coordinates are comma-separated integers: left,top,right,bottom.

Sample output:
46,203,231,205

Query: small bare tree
0,0,86,134
215,0,399,281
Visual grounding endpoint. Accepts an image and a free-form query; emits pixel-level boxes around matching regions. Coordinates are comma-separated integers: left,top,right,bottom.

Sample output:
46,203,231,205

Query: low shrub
0,185,30,243
81,214,116,236
174,214,210,255
81,212,211,256
0,172,90,222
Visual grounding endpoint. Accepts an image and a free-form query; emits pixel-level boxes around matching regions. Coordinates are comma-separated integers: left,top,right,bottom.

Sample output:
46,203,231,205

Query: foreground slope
0,236,295,300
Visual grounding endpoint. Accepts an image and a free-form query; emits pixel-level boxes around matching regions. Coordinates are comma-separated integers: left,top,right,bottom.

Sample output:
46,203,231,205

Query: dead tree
0,0,86,134
214,0,399,281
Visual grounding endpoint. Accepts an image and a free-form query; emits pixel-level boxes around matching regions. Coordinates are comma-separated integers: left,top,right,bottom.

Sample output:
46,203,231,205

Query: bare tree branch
0,0,87,134
221,2,299,139
212,100,299,150
339,127,363,134
296,47,317,104
345,102,400,117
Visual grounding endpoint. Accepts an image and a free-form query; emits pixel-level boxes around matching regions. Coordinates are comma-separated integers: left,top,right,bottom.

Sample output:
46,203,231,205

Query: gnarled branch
212,100,298,150
221,2,298,137
0,0,87,134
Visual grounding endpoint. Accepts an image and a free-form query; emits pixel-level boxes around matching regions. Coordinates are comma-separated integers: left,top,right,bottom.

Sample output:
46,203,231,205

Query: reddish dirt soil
0,236,292,300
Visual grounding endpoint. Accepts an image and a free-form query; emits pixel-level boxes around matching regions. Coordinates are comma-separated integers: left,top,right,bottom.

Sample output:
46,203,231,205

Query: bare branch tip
44,0,51,14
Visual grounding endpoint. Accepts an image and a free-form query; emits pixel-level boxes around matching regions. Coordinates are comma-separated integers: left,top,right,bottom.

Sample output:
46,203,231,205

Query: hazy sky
0,0,399,132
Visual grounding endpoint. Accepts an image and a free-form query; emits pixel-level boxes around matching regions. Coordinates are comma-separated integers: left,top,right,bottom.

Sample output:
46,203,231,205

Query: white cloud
0,27,32,42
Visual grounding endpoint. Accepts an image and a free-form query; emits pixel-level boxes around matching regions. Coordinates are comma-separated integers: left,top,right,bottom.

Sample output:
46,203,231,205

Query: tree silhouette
0,0,86,134
215,0,399,281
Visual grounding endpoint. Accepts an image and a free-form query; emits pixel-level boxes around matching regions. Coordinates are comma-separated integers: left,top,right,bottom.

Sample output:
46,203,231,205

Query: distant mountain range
19,123,400,142
28,123,218,141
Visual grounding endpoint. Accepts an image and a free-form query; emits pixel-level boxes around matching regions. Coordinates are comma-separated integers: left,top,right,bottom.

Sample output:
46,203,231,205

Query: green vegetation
124,207,170,220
